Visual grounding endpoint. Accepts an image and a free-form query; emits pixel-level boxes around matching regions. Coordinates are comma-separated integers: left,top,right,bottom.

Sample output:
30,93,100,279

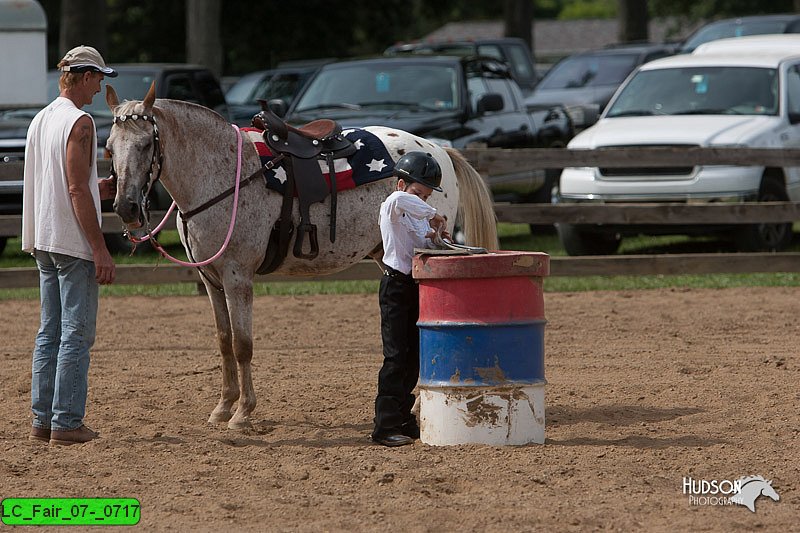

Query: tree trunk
504,0,533,51
618,0,648,43
186,0,222,77
59,0,107,58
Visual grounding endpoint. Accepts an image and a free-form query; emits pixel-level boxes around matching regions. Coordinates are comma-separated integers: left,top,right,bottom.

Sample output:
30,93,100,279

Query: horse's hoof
227,417,252,430
208,410,233,424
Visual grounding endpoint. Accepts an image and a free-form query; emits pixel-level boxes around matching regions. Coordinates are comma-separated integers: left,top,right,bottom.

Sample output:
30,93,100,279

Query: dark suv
384,37,539,96
226,65,321,126
0,64,229,255
275,55,573,205
524,43,676,128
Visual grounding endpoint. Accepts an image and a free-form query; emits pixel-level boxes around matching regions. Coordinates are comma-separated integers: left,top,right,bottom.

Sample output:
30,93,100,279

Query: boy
372,152,448,447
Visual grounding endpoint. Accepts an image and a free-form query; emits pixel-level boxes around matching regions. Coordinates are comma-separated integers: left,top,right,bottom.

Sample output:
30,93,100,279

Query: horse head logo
731,476,780,513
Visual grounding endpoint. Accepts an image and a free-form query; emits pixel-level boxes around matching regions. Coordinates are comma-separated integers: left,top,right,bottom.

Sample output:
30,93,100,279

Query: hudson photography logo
682,475,780,512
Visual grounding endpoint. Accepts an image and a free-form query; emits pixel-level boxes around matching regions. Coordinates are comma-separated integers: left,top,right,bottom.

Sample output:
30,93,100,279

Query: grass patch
544,272,800,292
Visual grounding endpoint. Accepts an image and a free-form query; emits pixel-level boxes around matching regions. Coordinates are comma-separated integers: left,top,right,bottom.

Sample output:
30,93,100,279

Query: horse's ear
142,81,156,111
106,85,120,111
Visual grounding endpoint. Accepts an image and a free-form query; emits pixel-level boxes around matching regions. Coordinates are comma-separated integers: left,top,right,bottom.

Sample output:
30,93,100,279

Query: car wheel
557,224,621,256
733,176,793,252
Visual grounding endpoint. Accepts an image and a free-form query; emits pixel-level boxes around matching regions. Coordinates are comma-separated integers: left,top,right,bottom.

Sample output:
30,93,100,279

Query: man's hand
98,176,116,200
93,246,116,285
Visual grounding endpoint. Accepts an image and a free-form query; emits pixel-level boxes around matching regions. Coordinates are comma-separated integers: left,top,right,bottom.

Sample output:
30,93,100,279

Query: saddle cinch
252,105,356,273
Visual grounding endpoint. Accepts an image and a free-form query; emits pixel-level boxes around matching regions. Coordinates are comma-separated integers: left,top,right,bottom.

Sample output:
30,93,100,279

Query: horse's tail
445,147,499,250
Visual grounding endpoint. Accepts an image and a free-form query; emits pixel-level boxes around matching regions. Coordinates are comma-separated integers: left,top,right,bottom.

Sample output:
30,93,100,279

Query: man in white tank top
22,45,118,446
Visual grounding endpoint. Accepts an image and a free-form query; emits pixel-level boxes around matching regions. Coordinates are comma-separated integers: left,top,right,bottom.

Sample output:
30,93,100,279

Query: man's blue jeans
31,250,98,431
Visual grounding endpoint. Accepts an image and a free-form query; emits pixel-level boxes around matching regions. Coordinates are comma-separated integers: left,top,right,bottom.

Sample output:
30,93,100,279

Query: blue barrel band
419,322,545,387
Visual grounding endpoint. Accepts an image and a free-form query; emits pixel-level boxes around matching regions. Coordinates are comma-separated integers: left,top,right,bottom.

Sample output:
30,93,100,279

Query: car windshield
536,53,639,90
606,66,778,117
293,64,459,113
47,70,160,118
682,20,791,52
225,72,273,105
227,71,314,106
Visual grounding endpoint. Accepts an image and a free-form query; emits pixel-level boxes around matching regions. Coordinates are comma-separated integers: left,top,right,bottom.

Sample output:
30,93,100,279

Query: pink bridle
126,123,244,267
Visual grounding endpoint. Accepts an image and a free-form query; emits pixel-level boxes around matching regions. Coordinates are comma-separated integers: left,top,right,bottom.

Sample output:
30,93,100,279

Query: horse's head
761,479,780,502
106,81,161,229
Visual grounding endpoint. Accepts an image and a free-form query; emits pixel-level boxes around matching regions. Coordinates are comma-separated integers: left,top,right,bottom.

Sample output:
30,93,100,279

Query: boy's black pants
373,268,420,438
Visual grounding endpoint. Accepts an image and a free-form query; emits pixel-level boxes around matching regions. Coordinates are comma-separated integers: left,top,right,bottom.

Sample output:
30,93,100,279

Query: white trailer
0,0,47,109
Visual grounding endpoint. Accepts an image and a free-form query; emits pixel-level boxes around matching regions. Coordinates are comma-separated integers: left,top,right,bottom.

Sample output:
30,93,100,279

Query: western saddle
252,105,356,273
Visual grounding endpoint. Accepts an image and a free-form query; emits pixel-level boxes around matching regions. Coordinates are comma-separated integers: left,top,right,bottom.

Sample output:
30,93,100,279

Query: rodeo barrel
412,251,549,446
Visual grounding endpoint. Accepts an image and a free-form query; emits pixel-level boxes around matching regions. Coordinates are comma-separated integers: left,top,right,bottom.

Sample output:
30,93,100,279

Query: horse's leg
205,283,239,424
223,275,256,430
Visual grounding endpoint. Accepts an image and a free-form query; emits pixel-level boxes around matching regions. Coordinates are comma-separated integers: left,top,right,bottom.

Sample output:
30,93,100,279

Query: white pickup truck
558,35,800,255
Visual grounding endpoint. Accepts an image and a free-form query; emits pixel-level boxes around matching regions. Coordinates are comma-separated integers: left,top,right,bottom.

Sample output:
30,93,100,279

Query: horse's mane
739,475,768,485
115,98,227,124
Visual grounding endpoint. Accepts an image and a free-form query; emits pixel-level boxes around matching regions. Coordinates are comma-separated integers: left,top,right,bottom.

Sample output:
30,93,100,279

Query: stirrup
293,223,319,259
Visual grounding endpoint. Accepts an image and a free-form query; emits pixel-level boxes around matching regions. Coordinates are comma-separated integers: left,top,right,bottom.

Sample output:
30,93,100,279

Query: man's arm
66,115,115,284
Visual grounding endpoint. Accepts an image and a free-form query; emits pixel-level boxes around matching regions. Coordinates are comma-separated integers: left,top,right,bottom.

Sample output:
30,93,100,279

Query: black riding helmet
394,151,443,192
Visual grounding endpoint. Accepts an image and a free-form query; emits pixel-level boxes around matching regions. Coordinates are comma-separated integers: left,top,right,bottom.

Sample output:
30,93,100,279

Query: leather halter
110,113,164,228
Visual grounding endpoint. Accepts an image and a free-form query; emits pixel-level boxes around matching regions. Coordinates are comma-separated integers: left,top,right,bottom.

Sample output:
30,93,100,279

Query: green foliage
649,0,797,21
534,0,564,19
105,0,186,63
34,0,800,75
558,0,617,20
219,0,430,74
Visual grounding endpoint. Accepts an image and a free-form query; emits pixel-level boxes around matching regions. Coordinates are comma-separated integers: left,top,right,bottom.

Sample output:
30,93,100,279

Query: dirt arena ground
0,287,797,531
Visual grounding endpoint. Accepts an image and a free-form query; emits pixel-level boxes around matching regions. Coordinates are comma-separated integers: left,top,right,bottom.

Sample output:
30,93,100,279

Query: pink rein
129,123,244,267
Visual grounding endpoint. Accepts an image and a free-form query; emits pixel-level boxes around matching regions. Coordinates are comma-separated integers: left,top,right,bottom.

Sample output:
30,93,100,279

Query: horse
104,83,499,429
731,475,780,512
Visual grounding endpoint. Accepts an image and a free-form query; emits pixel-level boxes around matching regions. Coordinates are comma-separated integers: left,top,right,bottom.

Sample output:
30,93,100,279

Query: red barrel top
413,251,549,280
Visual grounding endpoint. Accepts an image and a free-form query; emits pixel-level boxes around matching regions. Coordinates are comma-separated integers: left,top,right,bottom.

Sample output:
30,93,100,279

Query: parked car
225,63,326,126
557,35,800,255
384,37,539,96
525,43,676,129
0,63,230,255
679,13,800,54
272,55,573,205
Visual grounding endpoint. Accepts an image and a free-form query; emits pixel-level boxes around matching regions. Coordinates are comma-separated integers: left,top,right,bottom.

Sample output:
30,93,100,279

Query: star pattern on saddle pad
274,166,287,184
343,130,366,151
367,158,388,173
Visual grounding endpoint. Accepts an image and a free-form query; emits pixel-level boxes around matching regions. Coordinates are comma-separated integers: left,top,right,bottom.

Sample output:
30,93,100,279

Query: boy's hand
430,213,447,232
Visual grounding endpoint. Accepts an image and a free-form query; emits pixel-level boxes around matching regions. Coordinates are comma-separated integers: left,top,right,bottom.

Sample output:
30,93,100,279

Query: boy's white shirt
379,190,437,275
